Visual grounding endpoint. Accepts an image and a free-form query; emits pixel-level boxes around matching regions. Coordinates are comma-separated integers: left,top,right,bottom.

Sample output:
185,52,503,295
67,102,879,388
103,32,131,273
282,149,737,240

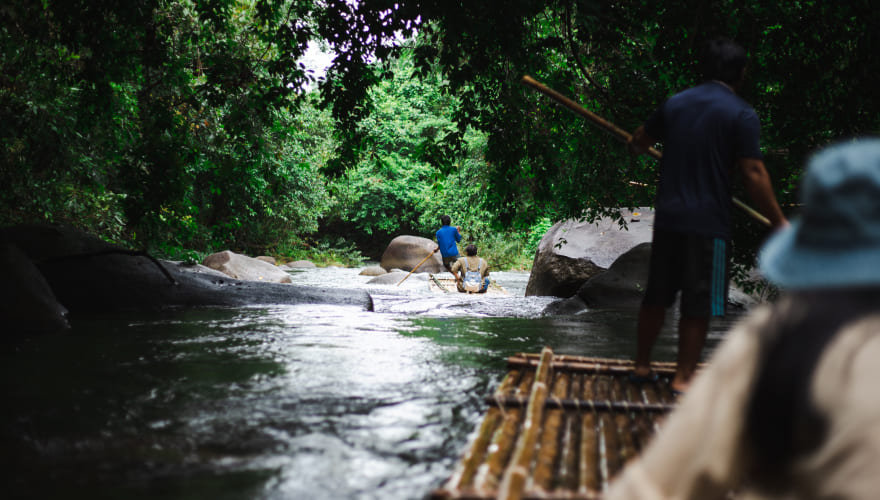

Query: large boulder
525,208,654,297
543,242,653,315
0,243,70,335
1,225,374,313
0,223,115,261
379,235,444,273
575,242,652,308
544,242,762,315
203,250,292,283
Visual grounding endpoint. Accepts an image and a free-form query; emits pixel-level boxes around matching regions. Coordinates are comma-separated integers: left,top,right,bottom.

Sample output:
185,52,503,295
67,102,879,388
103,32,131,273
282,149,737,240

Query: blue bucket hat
759,138,880,289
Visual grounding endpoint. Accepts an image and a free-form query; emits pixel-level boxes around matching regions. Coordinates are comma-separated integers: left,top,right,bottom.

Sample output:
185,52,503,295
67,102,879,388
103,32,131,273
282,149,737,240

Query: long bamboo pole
520,75,772,227
497,346,554,500
397,247,439,286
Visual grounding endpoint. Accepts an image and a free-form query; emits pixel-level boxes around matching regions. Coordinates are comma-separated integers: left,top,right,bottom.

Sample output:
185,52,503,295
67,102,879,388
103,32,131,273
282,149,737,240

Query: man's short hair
465,244,477,256
701,37,747,85
440,215,451,226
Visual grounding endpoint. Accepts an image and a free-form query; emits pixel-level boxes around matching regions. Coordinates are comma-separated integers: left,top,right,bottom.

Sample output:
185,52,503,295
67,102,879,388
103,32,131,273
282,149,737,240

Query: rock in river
0,225,374,321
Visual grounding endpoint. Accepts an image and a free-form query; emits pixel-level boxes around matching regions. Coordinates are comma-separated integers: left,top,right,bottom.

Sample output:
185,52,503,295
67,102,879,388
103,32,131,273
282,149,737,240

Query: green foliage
321,50,459,254
407,0,880,271
1,0,331,256
276,236,366,268
524,217,554,257
3,0,879,277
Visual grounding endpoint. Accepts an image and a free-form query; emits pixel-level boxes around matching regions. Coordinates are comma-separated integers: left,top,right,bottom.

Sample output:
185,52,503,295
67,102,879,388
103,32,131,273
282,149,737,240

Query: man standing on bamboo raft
436,214,462,273
606,138,880,500
626,38,788,394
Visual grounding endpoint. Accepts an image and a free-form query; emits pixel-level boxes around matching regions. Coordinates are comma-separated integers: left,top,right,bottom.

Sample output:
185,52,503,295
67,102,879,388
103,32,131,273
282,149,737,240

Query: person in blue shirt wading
627,37,788,394
436,215,462,272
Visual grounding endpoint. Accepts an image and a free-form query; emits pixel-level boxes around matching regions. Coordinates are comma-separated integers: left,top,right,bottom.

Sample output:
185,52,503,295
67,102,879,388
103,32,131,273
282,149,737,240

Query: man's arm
738,158,789,229
451,260,462,281
628,126,656,156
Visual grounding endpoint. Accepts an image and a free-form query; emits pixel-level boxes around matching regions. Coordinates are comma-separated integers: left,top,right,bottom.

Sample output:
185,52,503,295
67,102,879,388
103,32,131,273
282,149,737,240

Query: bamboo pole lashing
508,353,682,372
556,374,582,492
600,412,621,486
632,413,656,453
579,412,600,495
508,357,676,376
484,395,675,413
454,408,502,492
614,411,638,469
480,405,522,493
480,365,535,492
498,347,554,500
508,352,675,367
519,75,772,227
511,352,679,368
457,368,531,491
532,372,569,492
558,411,579,492
436,356,690,500
497,368,525,396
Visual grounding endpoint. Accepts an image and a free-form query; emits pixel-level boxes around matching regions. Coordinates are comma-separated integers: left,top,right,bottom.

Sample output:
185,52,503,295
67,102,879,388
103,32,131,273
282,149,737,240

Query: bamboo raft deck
428,274,511,296
431,347,683,500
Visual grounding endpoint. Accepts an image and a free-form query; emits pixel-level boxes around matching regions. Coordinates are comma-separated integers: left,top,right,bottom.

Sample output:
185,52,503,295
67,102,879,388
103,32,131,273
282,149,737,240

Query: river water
3,267,741,499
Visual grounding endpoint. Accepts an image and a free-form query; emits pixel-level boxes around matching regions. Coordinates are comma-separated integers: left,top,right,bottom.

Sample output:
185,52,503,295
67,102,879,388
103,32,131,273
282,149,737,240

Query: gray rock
39,254,372,312
359,265,387,276
0,223,115,261
255,255,277,265
543,242,766,315
367,270,429,285
285,260,316,268
542,295,591,315
1,224,374,313
0,243,70,335
174,262,231,278
526,208,654,297
203,250,292,283
575,242,652,308
379,235,444,273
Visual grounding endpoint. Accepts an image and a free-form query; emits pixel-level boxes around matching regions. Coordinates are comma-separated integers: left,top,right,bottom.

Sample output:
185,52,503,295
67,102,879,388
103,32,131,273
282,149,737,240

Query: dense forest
2,1,878,271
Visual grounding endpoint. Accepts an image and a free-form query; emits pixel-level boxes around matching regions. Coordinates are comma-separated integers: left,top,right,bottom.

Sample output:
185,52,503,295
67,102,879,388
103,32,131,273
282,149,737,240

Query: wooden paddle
397,247,440,286
520,75,771,227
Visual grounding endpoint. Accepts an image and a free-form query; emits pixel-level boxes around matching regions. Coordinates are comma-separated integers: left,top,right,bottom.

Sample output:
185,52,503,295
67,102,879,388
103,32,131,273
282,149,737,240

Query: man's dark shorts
442,255,458,272
642,230,730,317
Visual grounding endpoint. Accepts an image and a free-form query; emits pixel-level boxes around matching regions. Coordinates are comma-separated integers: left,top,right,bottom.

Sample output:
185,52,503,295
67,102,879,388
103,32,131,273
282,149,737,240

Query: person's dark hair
440,215,451,226
465,244,477,256
701,37,748,85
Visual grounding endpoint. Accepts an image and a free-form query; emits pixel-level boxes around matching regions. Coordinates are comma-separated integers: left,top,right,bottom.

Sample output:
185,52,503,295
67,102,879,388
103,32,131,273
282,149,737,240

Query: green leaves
4,0,879,270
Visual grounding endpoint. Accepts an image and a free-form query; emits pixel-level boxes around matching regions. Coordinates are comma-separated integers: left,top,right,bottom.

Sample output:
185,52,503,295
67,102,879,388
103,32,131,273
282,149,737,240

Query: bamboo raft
431,347,683,500
428,274,511,296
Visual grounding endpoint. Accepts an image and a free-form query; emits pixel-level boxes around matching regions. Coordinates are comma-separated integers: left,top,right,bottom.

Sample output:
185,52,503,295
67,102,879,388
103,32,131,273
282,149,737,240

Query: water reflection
2,266,743,499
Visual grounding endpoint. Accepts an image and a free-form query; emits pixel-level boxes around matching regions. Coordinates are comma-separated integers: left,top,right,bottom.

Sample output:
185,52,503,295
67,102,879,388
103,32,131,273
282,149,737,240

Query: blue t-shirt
645,81,762,239
436,225,461,257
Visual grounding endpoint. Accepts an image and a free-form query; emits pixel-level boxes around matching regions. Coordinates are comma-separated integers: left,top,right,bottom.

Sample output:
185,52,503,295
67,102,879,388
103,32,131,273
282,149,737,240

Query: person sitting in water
451,244,490,293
